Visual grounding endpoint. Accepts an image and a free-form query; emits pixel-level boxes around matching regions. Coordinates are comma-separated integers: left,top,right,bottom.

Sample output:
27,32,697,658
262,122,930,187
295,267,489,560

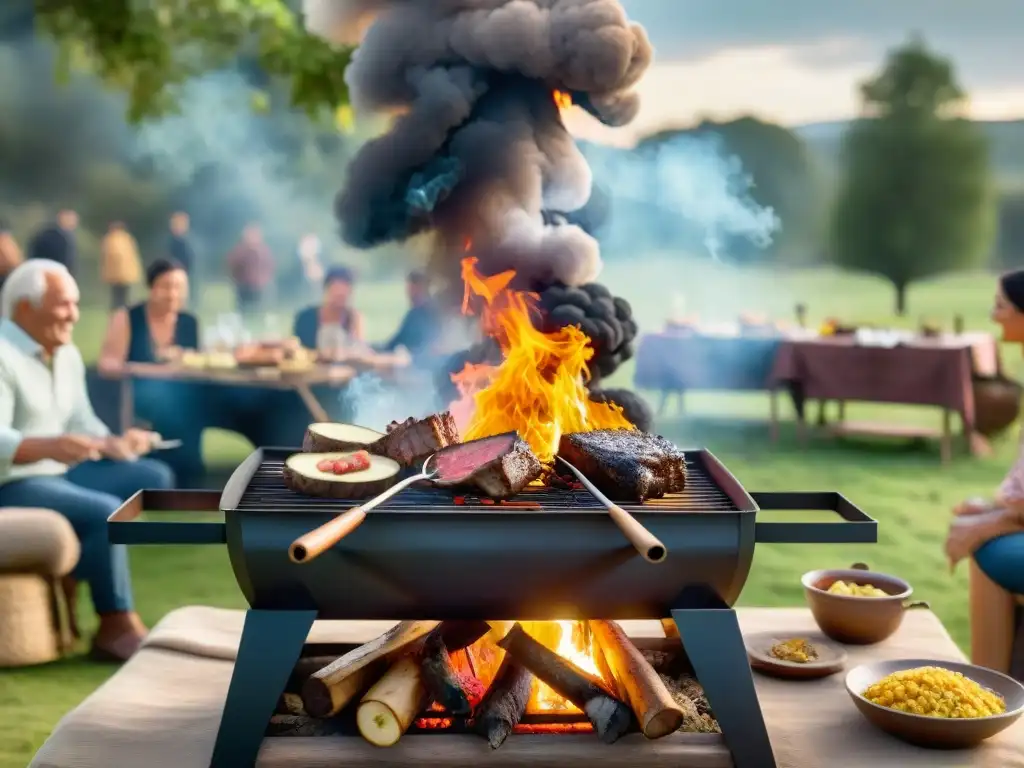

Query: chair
0,508,80,667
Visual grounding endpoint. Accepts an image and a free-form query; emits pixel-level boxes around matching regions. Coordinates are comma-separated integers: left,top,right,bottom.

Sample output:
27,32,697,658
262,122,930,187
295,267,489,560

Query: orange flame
458,620,608,715
523,621,604,712
553,90,573,110
451,256,632,463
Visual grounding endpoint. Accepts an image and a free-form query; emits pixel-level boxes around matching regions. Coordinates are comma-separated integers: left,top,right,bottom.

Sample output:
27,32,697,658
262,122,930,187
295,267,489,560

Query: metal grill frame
224,447,755,515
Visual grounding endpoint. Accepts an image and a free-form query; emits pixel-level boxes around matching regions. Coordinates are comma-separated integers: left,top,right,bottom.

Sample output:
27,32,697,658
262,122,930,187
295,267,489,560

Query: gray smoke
311,0,653,287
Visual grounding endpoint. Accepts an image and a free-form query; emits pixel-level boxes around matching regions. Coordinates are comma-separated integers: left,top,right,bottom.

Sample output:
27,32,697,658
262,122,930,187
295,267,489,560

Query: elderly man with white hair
0,259,175,662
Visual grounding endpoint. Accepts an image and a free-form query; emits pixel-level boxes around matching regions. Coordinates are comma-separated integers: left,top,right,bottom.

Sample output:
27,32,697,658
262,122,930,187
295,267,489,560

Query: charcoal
558,429,686,502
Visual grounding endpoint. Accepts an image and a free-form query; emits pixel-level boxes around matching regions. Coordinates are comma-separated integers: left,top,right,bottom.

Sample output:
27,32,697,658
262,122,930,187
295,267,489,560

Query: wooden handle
288,472,432,564
557,457,667,563
289,507,368,563
605,504,667,563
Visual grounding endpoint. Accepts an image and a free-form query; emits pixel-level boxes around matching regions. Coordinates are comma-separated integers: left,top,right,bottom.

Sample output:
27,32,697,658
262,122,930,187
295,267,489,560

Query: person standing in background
100,222,143,311
168,212,196,288
296,233,324,303
226,223,274,315
28,209,79,278
0,219,23,291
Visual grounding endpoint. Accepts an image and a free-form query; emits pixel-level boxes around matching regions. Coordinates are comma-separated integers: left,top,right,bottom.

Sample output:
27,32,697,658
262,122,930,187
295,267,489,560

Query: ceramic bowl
846,658,1024,748
802,563,927,644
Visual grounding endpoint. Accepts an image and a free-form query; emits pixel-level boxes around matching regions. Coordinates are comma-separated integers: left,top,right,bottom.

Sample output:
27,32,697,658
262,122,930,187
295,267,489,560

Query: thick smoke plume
314,0,653,288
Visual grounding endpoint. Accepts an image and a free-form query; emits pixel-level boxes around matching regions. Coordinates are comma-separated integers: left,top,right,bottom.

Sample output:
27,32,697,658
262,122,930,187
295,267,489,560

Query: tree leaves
831,36,996,314
33,0,354,123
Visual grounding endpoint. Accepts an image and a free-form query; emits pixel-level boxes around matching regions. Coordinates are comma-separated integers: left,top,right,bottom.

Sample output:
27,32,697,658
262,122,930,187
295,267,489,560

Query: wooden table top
99,361,360,388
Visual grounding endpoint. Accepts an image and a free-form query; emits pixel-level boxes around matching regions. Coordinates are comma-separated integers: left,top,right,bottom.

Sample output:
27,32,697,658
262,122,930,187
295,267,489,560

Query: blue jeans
974,532,1024,594
0,458,175,613
136,380,207,486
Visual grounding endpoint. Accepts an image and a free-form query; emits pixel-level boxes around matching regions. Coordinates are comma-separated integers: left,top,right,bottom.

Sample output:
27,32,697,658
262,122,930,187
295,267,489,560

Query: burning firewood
302,621,438,717
590,620,685,739
472,656,533,749
302,621,486,718
493,623,633,744
419,629,474,715
437,620,490,651
357,656,429,747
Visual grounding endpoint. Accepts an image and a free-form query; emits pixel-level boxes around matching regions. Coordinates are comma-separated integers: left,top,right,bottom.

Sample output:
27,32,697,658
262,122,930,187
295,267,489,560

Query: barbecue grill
109,446,877,768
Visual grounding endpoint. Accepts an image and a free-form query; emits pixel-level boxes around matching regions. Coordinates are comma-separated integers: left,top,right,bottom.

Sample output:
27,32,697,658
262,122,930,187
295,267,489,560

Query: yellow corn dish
769,638,819,664
827,580,889,598
862,666,1006,718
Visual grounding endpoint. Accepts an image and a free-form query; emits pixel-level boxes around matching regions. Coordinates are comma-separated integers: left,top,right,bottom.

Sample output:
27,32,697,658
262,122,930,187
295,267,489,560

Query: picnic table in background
100,362,360,431
770,332,1001,463
632,328,801,439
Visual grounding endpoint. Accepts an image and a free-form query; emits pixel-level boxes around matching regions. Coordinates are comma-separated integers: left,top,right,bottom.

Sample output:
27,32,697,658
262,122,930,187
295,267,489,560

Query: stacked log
271,619,707,749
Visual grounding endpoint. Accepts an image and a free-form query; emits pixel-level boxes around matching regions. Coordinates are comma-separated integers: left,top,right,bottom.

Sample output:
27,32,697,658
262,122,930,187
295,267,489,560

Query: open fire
451,255,633,463
284,617,712,748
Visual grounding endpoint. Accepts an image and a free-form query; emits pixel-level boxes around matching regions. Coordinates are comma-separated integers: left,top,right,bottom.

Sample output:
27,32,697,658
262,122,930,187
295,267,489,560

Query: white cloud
566,40,1024,144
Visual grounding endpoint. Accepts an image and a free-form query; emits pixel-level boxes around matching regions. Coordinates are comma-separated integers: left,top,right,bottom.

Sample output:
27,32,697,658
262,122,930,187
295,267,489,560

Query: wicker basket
973,376,1023,438
0,574,66,667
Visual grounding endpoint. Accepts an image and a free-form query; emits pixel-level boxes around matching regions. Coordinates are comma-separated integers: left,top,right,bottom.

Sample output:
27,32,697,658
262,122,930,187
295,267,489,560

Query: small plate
745,632,848,680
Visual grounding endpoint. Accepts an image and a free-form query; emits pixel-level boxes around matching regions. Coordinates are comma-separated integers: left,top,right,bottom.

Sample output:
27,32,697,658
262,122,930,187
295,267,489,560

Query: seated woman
946,268,1024,674
293,265,366,351
99,259,206,485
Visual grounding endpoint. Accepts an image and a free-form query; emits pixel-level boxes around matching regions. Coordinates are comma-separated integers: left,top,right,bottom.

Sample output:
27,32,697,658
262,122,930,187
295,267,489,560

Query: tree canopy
30,0,353,122
831,36,996,314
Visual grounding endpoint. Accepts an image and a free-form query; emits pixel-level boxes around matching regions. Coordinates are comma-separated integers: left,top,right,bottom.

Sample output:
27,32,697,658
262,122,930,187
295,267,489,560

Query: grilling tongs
289,454,446,564
556,457,668,564
288,453,669,565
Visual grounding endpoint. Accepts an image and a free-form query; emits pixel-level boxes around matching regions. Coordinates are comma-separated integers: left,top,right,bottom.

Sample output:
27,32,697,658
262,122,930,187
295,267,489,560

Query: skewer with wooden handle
289,458,437,564
556,457,667,563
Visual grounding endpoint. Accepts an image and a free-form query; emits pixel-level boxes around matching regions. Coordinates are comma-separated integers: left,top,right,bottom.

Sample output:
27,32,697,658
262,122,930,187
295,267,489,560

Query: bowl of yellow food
802,563,928,644
846,660,1024,748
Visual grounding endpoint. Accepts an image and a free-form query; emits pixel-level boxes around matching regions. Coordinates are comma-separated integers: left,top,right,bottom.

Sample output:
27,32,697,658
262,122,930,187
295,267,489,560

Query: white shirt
0,319,110,485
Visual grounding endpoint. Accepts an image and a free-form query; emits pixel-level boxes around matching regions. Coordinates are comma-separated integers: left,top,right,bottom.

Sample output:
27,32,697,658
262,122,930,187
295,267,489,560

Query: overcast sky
567,0,1024,144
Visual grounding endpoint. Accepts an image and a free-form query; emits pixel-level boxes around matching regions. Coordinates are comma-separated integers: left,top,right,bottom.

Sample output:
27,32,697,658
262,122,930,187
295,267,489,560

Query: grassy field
1,258,1019,766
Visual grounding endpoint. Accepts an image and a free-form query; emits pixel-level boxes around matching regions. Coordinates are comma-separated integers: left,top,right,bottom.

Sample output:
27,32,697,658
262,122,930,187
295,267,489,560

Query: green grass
1,260,1018,767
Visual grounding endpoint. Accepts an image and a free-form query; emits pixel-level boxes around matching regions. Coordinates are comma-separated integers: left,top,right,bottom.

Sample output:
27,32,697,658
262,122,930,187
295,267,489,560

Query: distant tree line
616,36,1004,316
0,5,1019,315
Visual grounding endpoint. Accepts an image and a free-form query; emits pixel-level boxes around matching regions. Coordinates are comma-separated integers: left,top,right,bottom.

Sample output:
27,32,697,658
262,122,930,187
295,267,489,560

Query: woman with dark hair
292,265,366,350
946,268,1024,674
99,259,205,484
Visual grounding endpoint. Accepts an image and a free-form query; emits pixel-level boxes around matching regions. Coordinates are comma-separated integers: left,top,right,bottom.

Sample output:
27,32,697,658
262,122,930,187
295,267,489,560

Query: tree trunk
894,281,908,316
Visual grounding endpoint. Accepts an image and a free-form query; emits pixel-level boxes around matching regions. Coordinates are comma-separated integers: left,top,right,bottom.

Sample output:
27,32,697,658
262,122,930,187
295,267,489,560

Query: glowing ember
452,256,632,463
553,90,574,110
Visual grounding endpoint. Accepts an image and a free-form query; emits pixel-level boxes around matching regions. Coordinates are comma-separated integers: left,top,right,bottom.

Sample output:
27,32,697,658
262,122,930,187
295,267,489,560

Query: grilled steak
434,432,543,499
370,412,460,467
558,429,686,502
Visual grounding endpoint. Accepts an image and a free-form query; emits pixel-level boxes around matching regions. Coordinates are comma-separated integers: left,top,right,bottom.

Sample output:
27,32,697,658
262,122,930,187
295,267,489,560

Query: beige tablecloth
29,606,1024,768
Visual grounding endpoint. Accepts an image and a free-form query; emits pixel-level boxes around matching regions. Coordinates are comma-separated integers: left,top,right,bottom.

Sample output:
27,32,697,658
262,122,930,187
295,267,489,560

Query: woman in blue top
292,265,366,351
99,259,206,484
945,268,1024,674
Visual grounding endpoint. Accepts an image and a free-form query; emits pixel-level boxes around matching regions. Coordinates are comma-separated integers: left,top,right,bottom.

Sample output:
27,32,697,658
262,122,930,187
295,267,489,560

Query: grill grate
231,451,739,514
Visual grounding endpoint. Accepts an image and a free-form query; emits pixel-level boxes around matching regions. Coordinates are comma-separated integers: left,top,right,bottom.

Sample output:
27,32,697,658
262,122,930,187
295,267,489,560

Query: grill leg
671,606,777,768
210,609,317,768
